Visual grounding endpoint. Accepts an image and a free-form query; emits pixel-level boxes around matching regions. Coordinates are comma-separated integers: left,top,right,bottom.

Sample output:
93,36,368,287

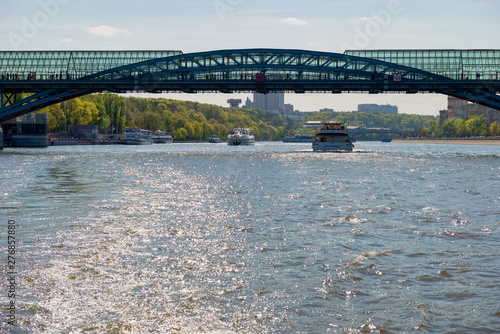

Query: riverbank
393,137,500,146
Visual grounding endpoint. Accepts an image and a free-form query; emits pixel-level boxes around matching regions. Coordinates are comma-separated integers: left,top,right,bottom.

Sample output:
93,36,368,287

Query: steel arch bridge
1,48,500,122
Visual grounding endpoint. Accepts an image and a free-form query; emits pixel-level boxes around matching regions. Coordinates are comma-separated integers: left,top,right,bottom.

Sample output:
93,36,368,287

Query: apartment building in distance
358,103,398,114
440,96,500,125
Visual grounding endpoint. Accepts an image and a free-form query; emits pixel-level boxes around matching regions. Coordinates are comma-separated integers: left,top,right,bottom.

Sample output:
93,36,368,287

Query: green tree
174,127,188,140
427,120,440,137
35,93,304,140
417,125,428,137
136,110,163,131
171,112,188,129
184,122,195,138
455,118,467,137
200,121,213,140
164,110,174,133
465,114,487,137
65,99,99,126
250,126,260,139
157,102,167,113
200,104,226,123
440,119,455,137
488,122,500,136
40,103,65,132
191,121,203,139
111,97,127,134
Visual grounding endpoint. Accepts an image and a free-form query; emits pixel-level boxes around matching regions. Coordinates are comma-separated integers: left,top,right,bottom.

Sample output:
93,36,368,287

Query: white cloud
60,38,74,43
279,17,308,26
350,16,377,23
86,25,131,37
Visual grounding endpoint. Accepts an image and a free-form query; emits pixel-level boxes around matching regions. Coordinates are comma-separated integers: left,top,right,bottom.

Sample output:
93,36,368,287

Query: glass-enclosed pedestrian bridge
1,48,500,122
0,50,182,80
346,50,500,81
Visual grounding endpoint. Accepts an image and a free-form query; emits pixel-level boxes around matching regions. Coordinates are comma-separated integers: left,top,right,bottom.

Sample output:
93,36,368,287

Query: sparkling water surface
1,142,499,333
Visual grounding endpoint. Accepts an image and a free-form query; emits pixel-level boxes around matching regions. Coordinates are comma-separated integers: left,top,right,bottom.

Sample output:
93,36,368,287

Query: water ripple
1,142,499,333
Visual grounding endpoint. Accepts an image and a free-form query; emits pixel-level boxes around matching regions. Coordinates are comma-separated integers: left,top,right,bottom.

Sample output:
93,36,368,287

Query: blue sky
2,0,499,115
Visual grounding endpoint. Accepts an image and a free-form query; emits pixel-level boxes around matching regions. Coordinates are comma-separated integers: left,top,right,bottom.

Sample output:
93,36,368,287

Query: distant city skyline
2,0,499,115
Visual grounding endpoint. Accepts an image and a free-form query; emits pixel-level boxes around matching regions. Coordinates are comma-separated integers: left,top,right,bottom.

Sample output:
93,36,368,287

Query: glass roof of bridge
346,49,500,80
1,49,499,81
0,50,182,79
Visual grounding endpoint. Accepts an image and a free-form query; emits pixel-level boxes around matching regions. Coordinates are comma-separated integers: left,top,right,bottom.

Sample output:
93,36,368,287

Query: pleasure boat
208,134,223,143
123,128,152,145
152,130,172,143
282,134,314,143
312,122,354,152
227,128,255,146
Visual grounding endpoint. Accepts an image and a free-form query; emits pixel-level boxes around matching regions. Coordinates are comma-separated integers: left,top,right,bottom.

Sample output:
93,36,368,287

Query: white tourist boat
152,130,172,144
123,128,152,145
227,128,255,146
312,122,354,152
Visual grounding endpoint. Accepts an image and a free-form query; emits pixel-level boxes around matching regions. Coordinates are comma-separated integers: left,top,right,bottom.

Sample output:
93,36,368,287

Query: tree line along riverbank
31,93,500,141
393,137,500,145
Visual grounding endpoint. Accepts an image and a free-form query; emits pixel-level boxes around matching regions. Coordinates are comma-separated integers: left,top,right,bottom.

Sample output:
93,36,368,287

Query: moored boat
227,128,255,146
282,134,314,143
312,122,354,152
123,128,152,145
152,130,172,144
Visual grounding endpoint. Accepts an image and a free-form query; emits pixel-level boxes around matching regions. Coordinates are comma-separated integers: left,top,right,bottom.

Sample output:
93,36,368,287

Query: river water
1,142,499,333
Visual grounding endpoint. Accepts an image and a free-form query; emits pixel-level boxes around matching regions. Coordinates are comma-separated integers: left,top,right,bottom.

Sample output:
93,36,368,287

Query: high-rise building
284,103,294,113
253,92,284,112
246,93,304,121
244,97,253,109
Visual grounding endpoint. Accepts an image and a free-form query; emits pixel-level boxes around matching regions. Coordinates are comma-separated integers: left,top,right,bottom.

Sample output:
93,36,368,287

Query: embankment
393,138,500,146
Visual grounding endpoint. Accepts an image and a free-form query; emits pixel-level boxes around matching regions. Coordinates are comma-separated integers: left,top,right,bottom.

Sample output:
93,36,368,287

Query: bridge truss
1,49,499,122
